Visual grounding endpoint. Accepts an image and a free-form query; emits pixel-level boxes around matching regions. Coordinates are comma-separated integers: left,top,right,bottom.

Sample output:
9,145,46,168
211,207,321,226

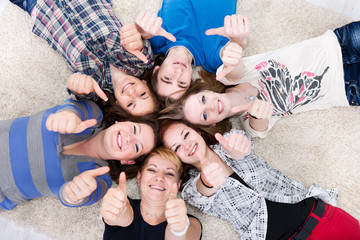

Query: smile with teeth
149,185,165,191
117,132,122,150
189,143,198,156
218,100,224,114
122,83,134,93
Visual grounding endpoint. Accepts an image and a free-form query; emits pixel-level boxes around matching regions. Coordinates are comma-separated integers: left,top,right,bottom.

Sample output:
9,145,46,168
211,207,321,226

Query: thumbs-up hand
120,24,148,63
206,14,250,49
135,11,176,42
100,172,129,222
197,151,226,189
46,110,97,134
217,42,243,80
63,166,110,204
215,132,251,160
247,98,274,120
165,183,188,234
67,73,108,101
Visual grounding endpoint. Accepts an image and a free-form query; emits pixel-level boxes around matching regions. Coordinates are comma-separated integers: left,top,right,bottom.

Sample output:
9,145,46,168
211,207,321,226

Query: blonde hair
141,147,183,177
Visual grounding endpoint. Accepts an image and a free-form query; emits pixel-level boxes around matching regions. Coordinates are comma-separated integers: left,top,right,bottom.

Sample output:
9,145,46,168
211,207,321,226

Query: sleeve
240,115,280,138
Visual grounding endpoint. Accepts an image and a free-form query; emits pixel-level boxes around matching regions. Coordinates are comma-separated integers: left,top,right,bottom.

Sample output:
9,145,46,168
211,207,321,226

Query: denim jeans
10,0,37,15
334,21,360,106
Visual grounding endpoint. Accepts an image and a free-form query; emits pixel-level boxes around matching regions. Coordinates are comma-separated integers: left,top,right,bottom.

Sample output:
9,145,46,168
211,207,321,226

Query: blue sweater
149,0,237,73
0,99,112,210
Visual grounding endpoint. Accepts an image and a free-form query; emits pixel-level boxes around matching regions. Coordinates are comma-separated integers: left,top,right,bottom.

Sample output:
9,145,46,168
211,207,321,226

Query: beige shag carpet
0,0,359,239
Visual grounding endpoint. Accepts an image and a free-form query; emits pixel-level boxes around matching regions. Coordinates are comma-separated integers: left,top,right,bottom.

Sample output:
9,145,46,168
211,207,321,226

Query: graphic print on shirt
255,59,329,116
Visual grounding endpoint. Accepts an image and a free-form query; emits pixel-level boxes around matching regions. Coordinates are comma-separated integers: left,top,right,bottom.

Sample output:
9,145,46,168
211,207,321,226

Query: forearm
165,217,201,240
196,178,219,197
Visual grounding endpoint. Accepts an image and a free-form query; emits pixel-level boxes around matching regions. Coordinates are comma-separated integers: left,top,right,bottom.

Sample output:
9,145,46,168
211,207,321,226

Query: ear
153,66,160,75
177,179,182,190
136,171,141,185
115,101,121,108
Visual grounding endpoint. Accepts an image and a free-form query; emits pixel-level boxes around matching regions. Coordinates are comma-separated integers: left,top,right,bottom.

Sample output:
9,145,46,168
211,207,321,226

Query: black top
103,197,201,240
229,172,315,240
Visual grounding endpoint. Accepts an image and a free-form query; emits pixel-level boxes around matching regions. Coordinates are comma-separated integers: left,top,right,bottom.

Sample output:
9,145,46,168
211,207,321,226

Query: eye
135,143,139,153
166,172,175,177
140,92,146,97
184,132,189,139
133,125,137,134
202,112,207,121
201,95,206,104
127,102,133,108
174,145,181,152
147,168,155,172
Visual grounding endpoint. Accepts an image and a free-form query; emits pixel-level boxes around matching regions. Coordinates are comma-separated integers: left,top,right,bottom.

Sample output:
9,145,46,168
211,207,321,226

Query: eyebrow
170,129,184,149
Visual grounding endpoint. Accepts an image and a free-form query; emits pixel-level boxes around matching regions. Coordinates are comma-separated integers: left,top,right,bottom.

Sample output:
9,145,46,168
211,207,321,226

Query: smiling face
102,121,155,162
155,56,193,100
183,90,230,125
137,154,180,203
161,122,206,166
113,75,155,116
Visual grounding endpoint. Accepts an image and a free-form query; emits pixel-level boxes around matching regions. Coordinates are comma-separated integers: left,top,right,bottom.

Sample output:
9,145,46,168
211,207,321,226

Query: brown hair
158,69,232,137
96,92,161,182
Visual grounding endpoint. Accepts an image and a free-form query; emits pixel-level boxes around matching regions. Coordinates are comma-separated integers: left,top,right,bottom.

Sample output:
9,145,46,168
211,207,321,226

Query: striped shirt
32,0,154,97
182,129,338,240
0,99,112,210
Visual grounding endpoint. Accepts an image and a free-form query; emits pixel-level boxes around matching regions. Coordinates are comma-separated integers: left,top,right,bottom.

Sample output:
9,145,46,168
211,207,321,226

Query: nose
124,131,134,144
155,173,164,182
173,69,182,82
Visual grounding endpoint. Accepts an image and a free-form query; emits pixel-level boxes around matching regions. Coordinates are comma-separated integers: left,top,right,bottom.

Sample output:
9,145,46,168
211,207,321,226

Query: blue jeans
334,21,360,106
10,0,37,15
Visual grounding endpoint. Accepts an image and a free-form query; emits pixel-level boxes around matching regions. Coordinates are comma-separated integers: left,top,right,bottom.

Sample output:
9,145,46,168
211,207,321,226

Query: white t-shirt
217,30,349,138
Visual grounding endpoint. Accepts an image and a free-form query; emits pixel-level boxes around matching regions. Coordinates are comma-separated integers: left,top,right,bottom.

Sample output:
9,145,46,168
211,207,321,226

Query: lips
189,143,198,156
149,185,165,191
218,100,224,114
122,82,133,93
117,132,122,150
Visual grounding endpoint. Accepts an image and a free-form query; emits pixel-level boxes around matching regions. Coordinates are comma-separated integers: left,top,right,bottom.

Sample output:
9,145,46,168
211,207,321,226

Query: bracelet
200,172,213,188
170,216,190,236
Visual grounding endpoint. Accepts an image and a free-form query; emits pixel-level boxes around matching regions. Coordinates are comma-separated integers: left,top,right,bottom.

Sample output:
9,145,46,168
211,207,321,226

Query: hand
197,151,226,188
100,172,128,221
247,98,273,120
63,166,110,204
206,14,250,49
67,73,108,101
215,132,251,160
46,110,97,134
165,183,188,233
217,42,243,80
135,11,176,42
120,24,148,63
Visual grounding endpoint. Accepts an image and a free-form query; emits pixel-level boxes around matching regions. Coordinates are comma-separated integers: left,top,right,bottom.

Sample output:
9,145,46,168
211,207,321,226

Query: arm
165,184,202,240
100,172,134,227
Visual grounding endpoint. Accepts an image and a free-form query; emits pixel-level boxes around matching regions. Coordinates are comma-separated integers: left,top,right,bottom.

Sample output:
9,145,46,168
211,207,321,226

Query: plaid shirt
182,129,338,240
32,0,154,97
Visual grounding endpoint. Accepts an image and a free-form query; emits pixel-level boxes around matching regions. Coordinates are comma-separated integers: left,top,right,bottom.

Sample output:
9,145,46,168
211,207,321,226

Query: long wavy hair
96,92,161,182
158,69,232,137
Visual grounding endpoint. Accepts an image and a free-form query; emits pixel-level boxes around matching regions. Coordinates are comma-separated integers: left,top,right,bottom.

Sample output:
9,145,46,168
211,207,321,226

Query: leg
308,204,360,240
10,0,37,15
334,21,360,105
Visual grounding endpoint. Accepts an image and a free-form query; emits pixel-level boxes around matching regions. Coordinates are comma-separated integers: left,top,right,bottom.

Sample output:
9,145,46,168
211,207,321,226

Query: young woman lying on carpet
160,21,360,138
160,120,360,240
10,0,160,117
135,0,249,102
101,147,202,240
0,97,158,211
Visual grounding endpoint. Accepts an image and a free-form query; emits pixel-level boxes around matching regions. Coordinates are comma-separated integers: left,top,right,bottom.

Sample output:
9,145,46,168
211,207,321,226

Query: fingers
76,119,98,133
248,99,274,119
158,28,176,42
85,166,110,178
168,183,178,201
46,111,82,133
118,172,127,196
215,133,229,149
205,27,225,37
127,49,148,63
121,24,148,63
92,80,108,101
101,187,128,221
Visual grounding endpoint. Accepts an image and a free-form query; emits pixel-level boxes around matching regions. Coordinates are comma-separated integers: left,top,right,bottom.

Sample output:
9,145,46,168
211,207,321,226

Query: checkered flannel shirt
32,0,154,98
181,129,338,240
